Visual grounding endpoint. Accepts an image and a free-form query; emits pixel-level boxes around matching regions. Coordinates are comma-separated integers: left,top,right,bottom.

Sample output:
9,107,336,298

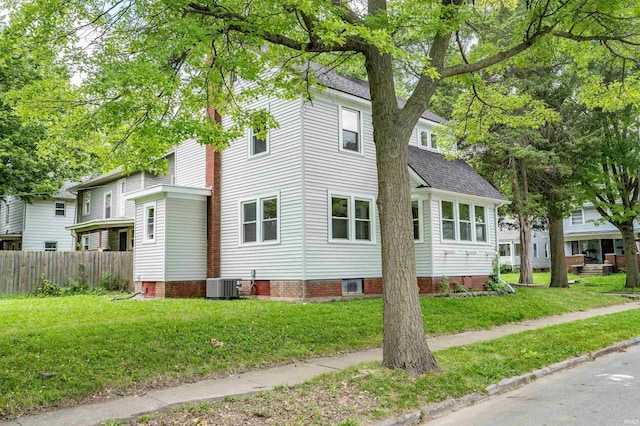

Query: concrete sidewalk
4,302,639,426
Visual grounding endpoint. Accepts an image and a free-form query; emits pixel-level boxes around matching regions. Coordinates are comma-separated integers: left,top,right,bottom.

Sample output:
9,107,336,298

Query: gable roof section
408,146,505,201
311,65,447,124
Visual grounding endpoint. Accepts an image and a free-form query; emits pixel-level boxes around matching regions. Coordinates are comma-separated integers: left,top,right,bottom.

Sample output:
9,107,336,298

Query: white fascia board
408,167,428,188
413,187,509,206
66,218,134,232
124,184,211,202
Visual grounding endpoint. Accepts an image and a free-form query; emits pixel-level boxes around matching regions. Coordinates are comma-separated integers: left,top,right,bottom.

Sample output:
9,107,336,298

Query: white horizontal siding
415,197,432,276
301,95,382,280
165,196,207,281
144,154,175,188
133,196,165,281
431,197,497,277
122,172,143,219
220,96,304,280
22,200,76,251
175,139,207,188
1,197,24,235
78,181,118,222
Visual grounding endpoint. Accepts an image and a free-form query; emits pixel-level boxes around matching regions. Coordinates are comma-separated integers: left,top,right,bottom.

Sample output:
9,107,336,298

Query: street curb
376,336,640,425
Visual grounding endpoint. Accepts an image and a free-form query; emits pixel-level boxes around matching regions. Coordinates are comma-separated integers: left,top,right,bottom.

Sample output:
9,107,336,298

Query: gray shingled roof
408,146,505,200
312,65,447,124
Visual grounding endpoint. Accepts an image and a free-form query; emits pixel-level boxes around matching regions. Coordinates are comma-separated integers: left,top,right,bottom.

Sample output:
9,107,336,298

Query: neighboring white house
77,68,506,299
563,204,639,264
0,187,76,251
498,219,551,270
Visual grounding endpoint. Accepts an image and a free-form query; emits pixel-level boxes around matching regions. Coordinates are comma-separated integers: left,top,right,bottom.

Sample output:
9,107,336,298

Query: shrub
499,263,513,274
451,281,469,293
438,276,450,294
99,273,129,292
33,275,62,297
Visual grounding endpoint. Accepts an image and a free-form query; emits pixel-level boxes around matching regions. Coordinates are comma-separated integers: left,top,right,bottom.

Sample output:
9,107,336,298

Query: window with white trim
339,107,362,154
441,201,490,243
571,210,584,225
342,278,363,295
249,128,269,157
544,243,549,258
474,206,487,242
420,130,429,148
104,192,112,219
144,203,156,243
412,199,422,241
441,201,455,240
533,243,538,258
499,243,511,257
117,179,126,217
83,192,91,216
459,203,472,241
430,132,438,149
82,235,89,250
55,202,65,217
44,241,57,251
240,195,279,244
329,194,374,242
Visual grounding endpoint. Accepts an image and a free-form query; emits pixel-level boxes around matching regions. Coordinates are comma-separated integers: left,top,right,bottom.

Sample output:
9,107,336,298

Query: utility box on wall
206,278,241,299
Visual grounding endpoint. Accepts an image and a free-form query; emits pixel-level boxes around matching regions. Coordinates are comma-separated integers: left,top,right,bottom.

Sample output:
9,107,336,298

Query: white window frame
83,192,91,216
328,191,376,244
416,128,440,152
44,241,57,251
117,179,126,217
338,106,364,155
458,203,472,242
104,192,112,219
143,202,156,244
533,243,538,258
82,235,90,250
238,193,280,246
54,202,65,217
571,209,584,225
412,198,424,242
248,127,270,158
440,200,491,244
544,243,549,258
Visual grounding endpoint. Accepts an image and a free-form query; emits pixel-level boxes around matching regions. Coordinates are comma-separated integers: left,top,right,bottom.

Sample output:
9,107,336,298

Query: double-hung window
249,128,268,157
458,203,472,241
241,195,279,244
544,243,549,258
83,192,91,215
55,202,65,217
533,243,539,258
412,200,421,240
104,192,112,219
340,107,362,154
474,206,487,242
144,202,155,243
330,194,374,242
418,129,438,151
441,201,456,240
117,179,126,217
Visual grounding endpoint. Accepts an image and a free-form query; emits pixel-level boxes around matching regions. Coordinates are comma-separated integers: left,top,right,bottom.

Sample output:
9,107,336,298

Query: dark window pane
460,222,472,241
431,133,438,149
253,134,267,155
355,220,370,240
263,220,277,241
331,197,348,218
475,206,485,224
413,221,420,240
442,201,454,220
262,198,277,220
332,218,349,239
420,131,429,147
243,202,256,222
476,224,487,242
355,200,370,219
342,130,359,152
443,221,455,240
243,223,256,243
459,203,470,221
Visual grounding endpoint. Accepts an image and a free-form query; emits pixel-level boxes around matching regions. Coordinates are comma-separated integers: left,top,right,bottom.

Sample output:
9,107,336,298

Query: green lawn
501,271,636,292
0,289,628,418
138,308,640,426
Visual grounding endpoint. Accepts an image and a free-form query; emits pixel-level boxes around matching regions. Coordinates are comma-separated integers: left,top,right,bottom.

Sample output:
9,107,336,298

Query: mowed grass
501,271,639,292
147,308,640,426
0,288,628,417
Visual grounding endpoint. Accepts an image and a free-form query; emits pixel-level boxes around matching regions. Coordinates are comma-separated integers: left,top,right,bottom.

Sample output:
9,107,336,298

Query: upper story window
533,243,539,258
571,209,584,225
329,193,374,243
83,192,91,216
144,202,155,243
117,179,126,217
55,202,65,216
5,204,9,224
418,129,439,151
240,194,279,245
104,192,112,219
339,107,362,154
249,128,269,157
44,241,57,251
441,201,489,243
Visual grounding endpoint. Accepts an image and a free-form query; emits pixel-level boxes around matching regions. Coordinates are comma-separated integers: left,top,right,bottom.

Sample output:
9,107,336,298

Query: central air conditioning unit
206,278,241,299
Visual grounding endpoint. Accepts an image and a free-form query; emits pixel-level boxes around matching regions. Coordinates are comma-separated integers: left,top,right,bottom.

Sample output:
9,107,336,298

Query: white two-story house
0,187,76,251
110,68,505,299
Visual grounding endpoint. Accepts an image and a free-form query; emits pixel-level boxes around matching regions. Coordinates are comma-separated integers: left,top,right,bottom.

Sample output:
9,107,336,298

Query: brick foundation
565,254,586,271
135,280,206,298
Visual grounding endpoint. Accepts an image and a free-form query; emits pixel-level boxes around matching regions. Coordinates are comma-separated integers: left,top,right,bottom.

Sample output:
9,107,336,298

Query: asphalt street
428,344,640,425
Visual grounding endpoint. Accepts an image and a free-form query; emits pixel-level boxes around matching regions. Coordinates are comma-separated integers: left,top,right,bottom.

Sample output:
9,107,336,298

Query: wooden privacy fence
0,251,133,295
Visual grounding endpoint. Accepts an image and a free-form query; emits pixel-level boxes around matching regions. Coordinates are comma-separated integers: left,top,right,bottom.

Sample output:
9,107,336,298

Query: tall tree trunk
511,157,533,284
365,49,440,374
620,223,640,288
518,214,533,284
548,216,568,288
